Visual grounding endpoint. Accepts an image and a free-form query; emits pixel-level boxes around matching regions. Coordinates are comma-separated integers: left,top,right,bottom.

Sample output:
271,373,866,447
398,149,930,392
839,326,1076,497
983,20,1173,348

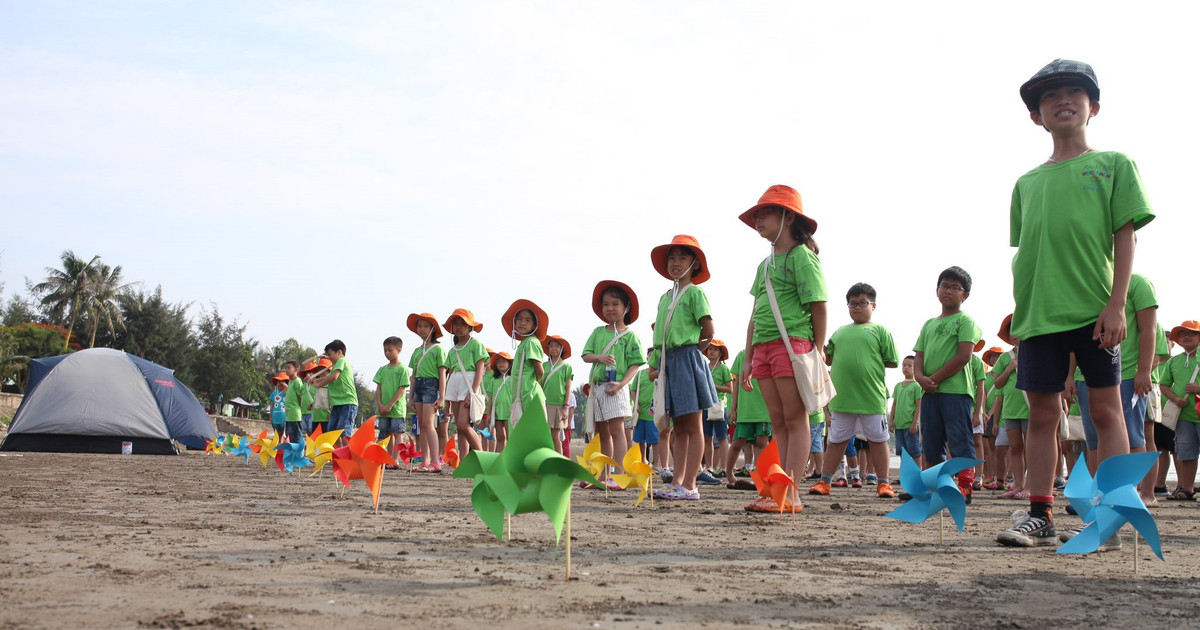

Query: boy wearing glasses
997,60,1154,548
914,267,982,500
808,283,899,499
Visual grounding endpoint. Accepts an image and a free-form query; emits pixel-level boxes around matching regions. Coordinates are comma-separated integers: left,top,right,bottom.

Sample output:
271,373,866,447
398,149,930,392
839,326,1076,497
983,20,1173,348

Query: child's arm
974,379,985,427
927,342,974,389
742,307,756,392
472,359,485,391
1135,307,1156,397
909,398,921,435
436,366,447,409
811,302,827,361
993,356,1017,388
533,359,545,380
914,352,935,393
311,369,340,388
698,315,714,353
887,398,897,433
1095,222,1135,348
390,386,406,411
375,383,386,414
730,378,740,425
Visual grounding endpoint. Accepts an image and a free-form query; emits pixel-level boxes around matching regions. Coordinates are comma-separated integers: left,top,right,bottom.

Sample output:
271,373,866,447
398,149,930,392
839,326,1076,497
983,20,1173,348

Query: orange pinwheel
749,439,799,514
331,416,398,512
443,435,460,469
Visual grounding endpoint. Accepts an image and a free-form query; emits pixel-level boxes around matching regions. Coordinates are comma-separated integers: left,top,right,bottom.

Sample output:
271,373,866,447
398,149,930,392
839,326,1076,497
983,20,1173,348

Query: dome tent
1,348,215,454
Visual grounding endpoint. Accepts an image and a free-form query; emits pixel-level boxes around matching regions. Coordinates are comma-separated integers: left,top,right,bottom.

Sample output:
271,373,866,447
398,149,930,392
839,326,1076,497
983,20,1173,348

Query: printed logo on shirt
1080,162,1113,193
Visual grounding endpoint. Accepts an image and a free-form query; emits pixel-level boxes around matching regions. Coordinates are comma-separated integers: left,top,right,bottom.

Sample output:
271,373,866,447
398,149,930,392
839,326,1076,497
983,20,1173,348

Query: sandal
727,479,757,491
1167,487,1196,501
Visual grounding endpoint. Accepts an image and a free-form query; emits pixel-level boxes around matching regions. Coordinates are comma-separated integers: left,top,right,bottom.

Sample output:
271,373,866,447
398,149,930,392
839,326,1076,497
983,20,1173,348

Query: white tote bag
762,259,835,411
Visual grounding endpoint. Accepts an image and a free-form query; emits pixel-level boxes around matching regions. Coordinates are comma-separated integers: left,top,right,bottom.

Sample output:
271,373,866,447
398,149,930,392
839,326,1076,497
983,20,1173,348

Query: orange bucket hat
1169,320,1200,344
973,338,986,353
299,360,319,376
707,339,729,362
592,279,639,325
443,308,483,333
502,299,549,342
982,346,1005,366
407,312,444,340
738,185,818,236
489,351,513,371
271,371,290,382
651,234,711,284
998,314,1016,346
543,335,572,360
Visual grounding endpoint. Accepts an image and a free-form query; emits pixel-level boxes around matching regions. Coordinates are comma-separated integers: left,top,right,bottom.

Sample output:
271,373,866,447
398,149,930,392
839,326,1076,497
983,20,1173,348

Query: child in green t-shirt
914,267,982,497
443,308,488,463
700,340,733,484
582,281,645,488
809,283,899,500
542,335,574,455
1160,322,1200,500
725,349,770,490
282,360,307,445
408,313,447,470
999,60,1155,549
374,336,410,468
501,299,548,427
310,340,356,447
890,355,923,470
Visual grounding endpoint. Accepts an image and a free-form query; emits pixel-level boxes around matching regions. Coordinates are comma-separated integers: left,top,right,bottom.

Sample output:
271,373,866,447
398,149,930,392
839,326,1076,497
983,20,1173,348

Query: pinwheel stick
939,511,944,545
565,498,572,581
505,512,511,541
1134,531,1139,575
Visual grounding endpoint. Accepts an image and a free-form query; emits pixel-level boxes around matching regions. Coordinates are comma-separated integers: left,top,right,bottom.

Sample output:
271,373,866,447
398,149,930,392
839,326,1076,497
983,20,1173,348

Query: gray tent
1,348,215,454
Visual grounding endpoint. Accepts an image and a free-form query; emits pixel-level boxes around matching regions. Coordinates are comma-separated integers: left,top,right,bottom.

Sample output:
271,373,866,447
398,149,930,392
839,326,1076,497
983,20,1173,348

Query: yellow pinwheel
308,426,344,477
611,444,655,506
575,435,618,490
254,432,280,468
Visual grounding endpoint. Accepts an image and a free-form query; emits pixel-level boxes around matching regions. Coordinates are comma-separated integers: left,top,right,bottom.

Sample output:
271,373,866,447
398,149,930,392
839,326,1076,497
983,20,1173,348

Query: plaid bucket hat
1020,59,1099,111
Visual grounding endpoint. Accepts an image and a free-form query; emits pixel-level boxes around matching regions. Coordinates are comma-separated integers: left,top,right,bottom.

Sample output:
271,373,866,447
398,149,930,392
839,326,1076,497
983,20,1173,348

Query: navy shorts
633,419,659,445
284,422,303,444
328,404,358,433
1017,323,1120,393
704,418,729,440
412,377,439,404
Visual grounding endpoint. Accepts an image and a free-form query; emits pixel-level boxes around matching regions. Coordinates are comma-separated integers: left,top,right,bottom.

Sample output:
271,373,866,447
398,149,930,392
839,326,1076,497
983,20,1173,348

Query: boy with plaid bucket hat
996,59,1155,548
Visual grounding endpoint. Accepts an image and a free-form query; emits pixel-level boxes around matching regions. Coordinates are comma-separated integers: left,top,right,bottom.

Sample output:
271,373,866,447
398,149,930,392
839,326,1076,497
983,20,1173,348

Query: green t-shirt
710,362,732,408
653,285,711,349
891,380,922,430
913,312,981,395
1152,324,1169,385
809,408,825,426
966,355,986,400
512,335,546,406
632,369,654,421
583,326,646,382
749,246,828,345
993,352,1029,421
493,375,515,421
730,350,768,423
542,359,573,405
1160,353,1200,424
1119,273,1159,380
444,338,488,374
284,378,305,423
828,322,898,415
984,371,1000,414
1010,151,1154,339
408,344,446,379
373,363,411,418
328,357,356,406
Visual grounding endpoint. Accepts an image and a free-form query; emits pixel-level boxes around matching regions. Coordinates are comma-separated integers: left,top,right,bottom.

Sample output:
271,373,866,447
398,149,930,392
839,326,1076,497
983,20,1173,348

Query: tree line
0,251,375,421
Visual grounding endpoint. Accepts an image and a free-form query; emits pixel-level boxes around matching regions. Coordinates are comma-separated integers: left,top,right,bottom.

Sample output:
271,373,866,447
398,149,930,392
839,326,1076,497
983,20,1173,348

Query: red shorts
750,337,814,379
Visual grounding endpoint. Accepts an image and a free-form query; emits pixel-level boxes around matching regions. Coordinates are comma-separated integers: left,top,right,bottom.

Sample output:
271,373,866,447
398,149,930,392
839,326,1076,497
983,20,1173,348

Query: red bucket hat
738,185,818,236
502,299,549,342
650,235,710,284
592,279,639,325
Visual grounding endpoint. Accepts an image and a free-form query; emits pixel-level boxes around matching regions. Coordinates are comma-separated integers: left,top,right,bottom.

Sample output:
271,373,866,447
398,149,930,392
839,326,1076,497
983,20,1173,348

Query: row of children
265,59,1194,554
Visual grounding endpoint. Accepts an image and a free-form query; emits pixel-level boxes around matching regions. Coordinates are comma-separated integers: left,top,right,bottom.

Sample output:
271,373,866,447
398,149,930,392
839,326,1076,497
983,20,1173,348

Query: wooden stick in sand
565,497,572,580
939,510,945,545
1134,530,1139,576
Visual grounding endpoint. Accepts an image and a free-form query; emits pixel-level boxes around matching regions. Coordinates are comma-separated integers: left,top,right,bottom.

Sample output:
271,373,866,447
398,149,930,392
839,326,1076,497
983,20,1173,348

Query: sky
1,1,1196,394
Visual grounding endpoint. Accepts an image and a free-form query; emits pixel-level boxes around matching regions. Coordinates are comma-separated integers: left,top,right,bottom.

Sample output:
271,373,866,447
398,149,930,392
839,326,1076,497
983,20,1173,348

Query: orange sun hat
707,339,729,361
271,371,290,382
407,312,444,340
974,338,986,352
443,308,483,333
592,279,639,325
737,184,818,235
502,299,549,342
998,314,1016,346
650,234,710,284
982,346,1005,366
542,335,572,360
489,351,513,370
1169,320,1200,344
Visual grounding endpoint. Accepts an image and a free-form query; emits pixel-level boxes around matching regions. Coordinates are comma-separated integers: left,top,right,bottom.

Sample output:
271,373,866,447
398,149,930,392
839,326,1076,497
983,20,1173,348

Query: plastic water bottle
604,360,617,385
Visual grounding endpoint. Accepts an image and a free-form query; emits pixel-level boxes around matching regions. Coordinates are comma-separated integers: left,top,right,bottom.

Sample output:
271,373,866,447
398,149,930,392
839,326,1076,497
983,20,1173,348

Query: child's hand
435,397,445,410
599,354,616,366
604,382,621,396
908,425,919,435
1094,303,1127,349
917,375,937,393
1135,373,1153,397
1186,383,1200,395
740,373,754,392
973,411,982,428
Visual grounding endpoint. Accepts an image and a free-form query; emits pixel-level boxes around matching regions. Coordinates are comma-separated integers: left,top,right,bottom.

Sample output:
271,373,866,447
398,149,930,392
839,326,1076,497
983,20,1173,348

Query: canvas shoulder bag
762,257,836,411
454,347,487,423
1161,364,1200,431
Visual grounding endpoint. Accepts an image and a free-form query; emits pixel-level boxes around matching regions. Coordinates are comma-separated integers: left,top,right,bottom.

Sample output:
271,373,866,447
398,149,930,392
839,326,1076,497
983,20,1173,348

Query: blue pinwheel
1058,452,1163,559
886,450,982,533
277,439,313,474
226,434,255,464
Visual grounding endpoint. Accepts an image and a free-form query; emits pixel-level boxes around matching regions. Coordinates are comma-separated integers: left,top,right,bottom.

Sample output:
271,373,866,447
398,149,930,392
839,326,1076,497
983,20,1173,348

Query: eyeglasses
847,300,875,308
938,283,965,293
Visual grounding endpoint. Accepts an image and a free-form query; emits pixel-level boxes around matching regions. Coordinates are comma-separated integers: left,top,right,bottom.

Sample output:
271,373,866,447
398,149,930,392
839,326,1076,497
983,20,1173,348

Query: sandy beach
2,449,1198,629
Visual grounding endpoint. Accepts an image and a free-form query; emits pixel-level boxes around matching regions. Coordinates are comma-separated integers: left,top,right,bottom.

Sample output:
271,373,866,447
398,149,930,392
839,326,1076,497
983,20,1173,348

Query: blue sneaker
696,470,721,485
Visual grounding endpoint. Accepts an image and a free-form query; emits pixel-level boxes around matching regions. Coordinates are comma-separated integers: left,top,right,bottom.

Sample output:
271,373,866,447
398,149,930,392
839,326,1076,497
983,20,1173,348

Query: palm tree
32,250,98,352
82,262,132,348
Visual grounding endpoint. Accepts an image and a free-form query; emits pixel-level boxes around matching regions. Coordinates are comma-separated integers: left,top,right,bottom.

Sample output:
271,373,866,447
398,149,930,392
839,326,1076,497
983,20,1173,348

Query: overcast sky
2,1,1195,392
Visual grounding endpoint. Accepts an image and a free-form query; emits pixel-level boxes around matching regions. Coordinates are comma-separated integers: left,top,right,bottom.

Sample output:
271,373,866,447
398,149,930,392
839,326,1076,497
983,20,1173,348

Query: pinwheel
308,428,343,477
886,450,982,537
443,435,460,469
226,435,254,464
1059,452,1163,560
452,404,599,544
575,435,618,491
395,437,421,469
746,439,799,514
331,416,398,512
253,432,281,468
277,440,313,474
204,435,226,455
611,444,655,506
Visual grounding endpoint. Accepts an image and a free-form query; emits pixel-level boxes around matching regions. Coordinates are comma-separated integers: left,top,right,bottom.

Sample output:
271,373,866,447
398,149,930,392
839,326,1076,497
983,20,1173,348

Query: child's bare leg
611,419,628,476
870,441,891,482
1155,450,1171,488
1007,429,1025,492
495,421,508,452
453,401,482,453
673,413,703,491
822,441,848,477
596,419,614,481
726,437,746,483
714,437,729,474
759,378,810,479
1138,421,1156,501
419,403,439,468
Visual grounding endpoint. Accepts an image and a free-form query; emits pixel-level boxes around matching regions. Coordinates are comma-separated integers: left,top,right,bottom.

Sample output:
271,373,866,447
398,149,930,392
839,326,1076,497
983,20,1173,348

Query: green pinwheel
453,404,599,543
